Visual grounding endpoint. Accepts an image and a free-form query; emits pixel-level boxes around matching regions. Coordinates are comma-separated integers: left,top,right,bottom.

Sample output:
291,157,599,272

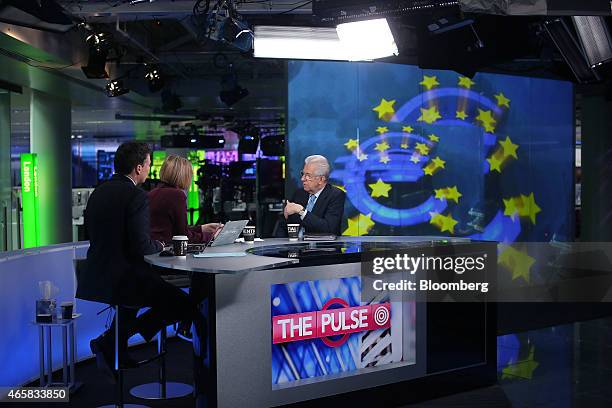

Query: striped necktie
306,194,317,212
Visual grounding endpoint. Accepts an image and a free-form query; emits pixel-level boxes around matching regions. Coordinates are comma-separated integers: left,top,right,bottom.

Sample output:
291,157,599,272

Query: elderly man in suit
284,155,345,236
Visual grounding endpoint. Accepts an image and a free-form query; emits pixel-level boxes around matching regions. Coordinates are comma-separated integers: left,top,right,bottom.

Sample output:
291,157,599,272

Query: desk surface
144,236,470,274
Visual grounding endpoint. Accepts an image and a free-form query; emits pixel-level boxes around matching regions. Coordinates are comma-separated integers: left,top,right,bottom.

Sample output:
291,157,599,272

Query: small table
33,314,82,392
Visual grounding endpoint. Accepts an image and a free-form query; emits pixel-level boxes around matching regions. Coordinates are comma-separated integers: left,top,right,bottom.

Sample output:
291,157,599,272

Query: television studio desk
145,237,497,408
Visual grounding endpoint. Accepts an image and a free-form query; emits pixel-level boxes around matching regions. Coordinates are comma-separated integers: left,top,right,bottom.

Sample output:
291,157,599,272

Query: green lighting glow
187,150,205,225
20,153,40,248
150,150,166,179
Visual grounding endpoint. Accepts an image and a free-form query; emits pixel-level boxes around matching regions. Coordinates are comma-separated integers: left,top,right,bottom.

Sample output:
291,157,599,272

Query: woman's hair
159,155,193,190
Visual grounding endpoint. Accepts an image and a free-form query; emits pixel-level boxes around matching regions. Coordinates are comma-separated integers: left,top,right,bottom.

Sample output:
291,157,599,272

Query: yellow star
456,110,468,120
415,142,430,155
476,109,497,133
428,134,440,142
420,75,440,90
458,76,475,89
379,155,391,164
439,214,458,234
503,198,519,220
410,153,421,164
499,136,518,159
520,193,541,225
501,346,539,380
372,98,396,121
487,155,502,173
499,245,535,283
446,186,462,203
400,143,409,149
495,92,511,108
344,138,359,150
343,213,375,236
423,164,435,176
432,156,446,168
358,152,368,161
376,126,389,134
333,185,347,193
374,141,390,153
369,178,392,198
418,106,442,124
429,212,444,228
434,188,446,200
402,125,414,133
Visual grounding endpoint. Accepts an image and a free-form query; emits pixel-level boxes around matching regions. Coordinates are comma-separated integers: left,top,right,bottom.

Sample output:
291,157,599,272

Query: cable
276,0,311,14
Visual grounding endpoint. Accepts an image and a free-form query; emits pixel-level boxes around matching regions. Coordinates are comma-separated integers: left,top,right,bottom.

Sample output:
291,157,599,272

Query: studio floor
15,316,612,407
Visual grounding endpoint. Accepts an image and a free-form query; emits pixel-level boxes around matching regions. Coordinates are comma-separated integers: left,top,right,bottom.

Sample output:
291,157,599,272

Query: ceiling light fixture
144,65,165,92
336,18,398,61
253,18,398,61
105,79,129,97
572,16,612,68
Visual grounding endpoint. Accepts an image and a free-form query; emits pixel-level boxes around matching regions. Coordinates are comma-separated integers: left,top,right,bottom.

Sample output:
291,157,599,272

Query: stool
34,314,82,393
75,259,154,408
98,305,150,408
129,325,193,400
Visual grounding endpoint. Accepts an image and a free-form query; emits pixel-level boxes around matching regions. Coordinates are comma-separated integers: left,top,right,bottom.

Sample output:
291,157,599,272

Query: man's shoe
90,334,140,382
90,334,117,383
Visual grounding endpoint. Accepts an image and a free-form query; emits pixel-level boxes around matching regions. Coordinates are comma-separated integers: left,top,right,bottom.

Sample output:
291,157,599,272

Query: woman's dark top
149,182,211,244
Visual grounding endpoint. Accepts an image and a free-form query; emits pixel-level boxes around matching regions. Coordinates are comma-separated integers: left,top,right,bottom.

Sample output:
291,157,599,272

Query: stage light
81,48,108,79
86,32,111,51
543,18,600,83
144,65,165,92
254,18,398,61
219,87,249,106
572,16,612,68
81,31,112,79
254,26,344,60
336,18,398,61
105,79,129,97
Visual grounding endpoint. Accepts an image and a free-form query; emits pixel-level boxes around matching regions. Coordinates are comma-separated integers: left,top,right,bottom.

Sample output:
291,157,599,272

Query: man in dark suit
284,155,345,236
78,141,196,378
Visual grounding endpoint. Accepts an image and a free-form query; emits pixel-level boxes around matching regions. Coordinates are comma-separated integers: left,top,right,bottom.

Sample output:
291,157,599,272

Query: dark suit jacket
148,182,212,244
77,174,163,305
287,184,345,236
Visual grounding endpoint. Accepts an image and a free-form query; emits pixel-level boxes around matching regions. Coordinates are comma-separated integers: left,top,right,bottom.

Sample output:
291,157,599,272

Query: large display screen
288,61,574,243
271,277,415,387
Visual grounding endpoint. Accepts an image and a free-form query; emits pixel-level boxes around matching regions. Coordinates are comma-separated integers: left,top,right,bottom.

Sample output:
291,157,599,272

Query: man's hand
284,201,304,219
202,223,224,237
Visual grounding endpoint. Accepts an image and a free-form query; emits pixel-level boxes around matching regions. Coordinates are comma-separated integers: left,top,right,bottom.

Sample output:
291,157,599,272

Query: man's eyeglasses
300,171,323,180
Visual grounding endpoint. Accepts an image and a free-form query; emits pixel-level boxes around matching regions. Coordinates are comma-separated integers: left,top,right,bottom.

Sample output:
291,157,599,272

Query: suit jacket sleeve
286,189,304,226
302,188,346,235
127,188,163,256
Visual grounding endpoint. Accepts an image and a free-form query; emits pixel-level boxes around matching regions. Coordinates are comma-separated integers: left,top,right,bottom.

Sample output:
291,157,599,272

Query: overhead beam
61,0,312,17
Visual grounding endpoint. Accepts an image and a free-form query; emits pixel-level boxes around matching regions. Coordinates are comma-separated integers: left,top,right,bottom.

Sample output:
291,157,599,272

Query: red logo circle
320,297,350,347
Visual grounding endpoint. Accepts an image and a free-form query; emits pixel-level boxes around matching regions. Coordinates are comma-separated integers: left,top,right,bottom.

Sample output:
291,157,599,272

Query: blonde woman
149,155,222,245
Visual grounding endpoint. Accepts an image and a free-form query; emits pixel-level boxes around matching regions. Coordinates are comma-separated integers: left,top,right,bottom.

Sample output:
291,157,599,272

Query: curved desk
144,237,496,408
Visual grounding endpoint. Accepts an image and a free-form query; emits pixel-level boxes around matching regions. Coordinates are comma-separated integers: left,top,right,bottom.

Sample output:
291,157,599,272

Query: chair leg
98,306,150,408
130,325,193,400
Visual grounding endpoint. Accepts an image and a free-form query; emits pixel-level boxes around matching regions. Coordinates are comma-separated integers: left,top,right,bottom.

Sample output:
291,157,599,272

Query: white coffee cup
172,235,189,257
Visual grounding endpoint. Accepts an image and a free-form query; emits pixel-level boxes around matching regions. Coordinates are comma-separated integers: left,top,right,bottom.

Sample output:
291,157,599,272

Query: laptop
210,220,250,247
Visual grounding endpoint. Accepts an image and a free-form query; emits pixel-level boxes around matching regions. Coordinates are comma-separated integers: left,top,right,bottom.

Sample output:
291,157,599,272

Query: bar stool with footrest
74,259,166,408
129,271,194,400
